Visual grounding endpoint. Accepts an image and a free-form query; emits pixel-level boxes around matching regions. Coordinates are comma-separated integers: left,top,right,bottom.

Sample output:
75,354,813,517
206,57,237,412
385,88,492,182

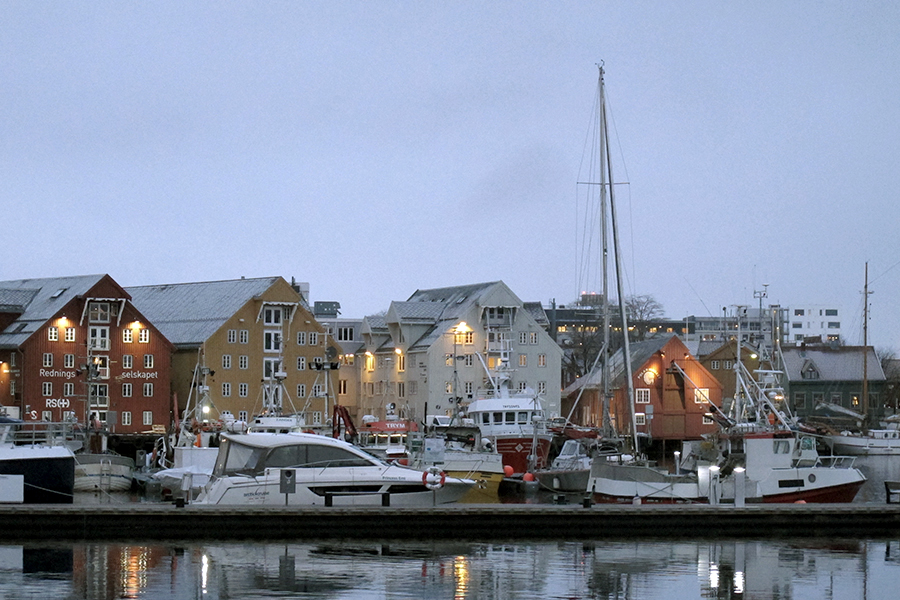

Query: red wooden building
0,275,174,435
563,334,723,446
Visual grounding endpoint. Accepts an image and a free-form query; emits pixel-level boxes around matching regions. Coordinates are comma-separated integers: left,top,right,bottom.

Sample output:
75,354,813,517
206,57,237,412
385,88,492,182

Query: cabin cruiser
0,418,75,503
195,432,475,506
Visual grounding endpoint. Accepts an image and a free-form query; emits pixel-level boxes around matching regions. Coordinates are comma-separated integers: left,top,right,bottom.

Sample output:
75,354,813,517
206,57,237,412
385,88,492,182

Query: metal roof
0,275,108,348
126,277,281,347
781,346,885,382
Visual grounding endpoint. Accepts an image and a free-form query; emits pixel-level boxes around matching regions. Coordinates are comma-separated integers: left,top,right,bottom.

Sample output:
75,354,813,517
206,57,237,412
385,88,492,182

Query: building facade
0,275,174,434
127,277,343,428
358,282,563,423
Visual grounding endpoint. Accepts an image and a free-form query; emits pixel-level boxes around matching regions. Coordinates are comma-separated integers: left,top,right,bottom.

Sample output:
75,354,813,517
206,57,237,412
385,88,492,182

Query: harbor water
6,456,898,599
1,538,899,599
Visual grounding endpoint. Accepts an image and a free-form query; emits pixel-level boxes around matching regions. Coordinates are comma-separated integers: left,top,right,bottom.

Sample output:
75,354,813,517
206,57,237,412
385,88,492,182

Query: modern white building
785,305,844,345
358,281,563,422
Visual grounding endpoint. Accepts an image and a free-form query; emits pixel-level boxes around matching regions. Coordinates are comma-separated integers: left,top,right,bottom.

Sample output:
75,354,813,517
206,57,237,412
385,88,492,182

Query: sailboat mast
599,65,637,451
863,262,869,427
599,66,613,439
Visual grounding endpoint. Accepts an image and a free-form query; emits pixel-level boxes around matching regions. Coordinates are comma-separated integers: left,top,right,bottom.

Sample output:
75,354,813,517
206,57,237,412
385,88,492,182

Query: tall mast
599,66,613,439
862,262,869,428
599,65,637,451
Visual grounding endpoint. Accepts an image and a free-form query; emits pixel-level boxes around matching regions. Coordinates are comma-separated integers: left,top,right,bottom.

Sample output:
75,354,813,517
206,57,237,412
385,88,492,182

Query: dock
4,503,900,542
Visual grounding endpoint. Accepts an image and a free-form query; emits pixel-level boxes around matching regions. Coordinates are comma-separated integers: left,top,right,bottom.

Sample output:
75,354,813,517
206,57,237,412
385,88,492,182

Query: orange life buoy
422,467,446,490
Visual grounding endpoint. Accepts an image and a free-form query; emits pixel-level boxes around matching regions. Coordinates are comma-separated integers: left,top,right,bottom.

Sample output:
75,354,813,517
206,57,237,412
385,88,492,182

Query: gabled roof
781,346,885,382
563,334,677,395
0,274,110,348
126,277,282,347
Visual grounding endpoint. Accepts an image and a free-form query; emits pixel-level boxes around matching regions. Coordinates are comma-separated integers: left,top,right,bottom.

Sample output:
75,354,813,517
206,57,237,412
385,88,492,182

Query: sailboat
824,263,900,455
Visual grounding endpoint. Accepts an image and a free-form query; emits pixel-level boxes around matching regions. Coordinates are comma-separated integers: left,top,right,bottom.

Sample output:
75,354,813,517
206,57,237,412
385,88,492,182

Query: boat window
305,444,375,468
492,412,503,425
481,413,490,425
773,440,791,454
799,437,815,451
505,412,516,425
266,446,306,469
517,412,528,424
216,439,267,476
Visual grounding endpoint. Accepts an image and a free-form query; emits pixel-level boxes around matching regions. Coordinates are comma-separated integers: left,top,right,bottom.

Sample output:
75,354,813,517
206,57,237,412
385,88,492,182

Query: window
445,354,453,367
238,411,248,421
239,355,248,369
309,332,319,346
297,357,306,370
43,353,53,367
297,384,306,398
227,329,237,343
710,360,720,370
139,329,150,343
366,354,375,372
538,354,546,367
517,381,528,393
42,411,52,421
723,360,733,370
48,326,59,341
694,388,709,404
445,382,453,394
518,354,527,367
239,330,249,344
143,383,154,397
827,322,840,329
222,355,232,370
143,411,153,426
538,381,546,394
398,354,406,372
89,326,109,350
42,382,52,396
397,382,406,398
312,384,323,397
519,332,528,344
296,332,306,345
825,309,838,316
464,354,474,367
702,415,714,425
794,309,805,316
636,389,650,404
338,379,348,396
144,354,154,369
830,391,842,404
122,355,133,369
530,332,538,344
63,382,74,396
91,384,109,405
89,302,111,323
264,331,281,352
409,381,418,396
65,327,75,342
222,383,231,397
263,358,282,379
794,392,807,409
337,326,354,341
122,412,132,426
122,383,132,397
465,381,474,395
635,413,646,426
263,306,283,325
123,328,133,343
239,383,248,397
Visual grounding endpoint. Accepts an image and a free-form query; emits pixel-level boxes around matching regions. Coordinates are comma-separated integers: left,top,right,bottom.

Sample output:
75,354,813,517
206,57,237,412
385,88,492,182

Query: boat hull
493,436,552,475
827,432,900,456
73,454,135,492
534,468,590,492
0,446,75,504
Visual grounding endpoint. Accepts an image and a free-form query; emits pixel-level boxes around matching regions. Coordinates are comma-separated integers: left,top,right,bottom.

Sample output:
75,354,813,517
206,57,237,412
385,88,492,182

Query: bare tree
625,294,665,341
878,348,900,413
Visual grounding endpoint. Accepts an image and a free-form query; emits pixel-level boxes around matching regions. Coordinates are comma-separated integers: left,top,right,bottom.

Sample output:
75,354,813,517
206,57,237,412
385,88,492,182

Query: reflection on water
2,538,900,599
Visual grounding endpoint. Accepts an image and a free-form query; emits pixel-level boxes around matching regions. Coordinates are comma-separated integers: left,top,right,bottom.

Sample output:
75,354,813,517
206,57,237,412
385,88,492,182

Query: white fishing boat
412,423,506,502
195,432,476,506
587,360,867,504
827,425,900,456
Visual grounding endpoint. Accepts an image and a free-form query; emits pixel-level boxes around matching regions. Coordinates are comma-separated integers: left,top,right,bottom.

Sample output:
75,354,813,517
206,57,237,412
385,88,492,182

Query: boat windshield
214,438,266,477
214,437,384,476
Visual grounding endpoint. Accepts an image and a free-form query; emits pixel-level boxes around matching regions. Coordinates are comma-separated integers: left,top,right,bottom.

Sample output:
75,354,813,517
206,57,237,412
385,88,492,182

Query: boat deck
3,502,900,541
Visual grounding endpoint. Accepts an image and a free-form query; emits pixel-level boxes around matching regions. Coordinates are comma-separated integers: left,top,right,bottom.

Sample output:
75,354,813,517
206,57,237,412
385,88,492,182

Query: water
1,538,899,599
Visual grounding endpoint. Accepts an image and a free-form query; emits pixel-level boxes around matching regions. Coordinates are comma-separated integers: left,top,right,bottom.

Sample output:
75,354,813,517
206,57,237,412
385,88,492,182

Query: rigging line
870,257,900,284
683,277,714,318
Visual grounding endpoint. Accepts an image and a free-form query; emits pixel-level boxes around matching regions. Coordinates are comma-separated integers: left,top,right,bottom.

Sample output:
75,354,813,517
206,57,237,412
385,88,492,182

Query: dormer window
89,302,111,323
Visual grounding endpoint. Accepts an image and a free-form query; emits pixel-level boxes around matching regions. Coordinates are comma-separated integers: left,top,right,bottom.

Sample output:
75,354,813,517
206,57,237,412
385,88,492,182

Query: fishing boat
73,452,135,492
587,359,867,504
195,432,475,506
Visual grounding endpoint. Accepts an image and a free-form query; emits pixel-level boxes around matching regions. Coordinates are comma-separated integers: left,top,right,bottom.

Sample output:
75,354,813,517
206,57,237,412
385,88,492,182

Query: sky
2,2,899,351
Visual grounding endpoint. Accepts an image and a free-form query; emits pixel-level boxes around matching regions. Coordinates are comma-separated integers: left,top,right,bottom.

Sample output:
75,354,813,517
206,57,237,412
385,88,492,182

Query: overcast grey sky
3,2,898,351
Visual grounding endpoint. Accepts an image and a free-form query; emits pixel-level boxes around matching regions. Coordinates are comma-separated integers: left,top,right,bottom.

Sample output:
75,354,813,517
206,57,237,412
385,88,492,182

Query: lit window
123,329,133,343
636,389,650,404
48,326,59,342
694,388,709,404
518,354,527,367
139,329,150,343
635,413,646,426
538,354,546,367
65,328,75,342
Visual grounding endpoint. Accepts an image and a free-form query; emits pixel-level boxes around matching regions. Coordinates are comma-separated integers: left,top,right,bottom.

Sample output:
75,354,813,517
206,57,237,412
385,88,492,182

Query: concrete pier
4,503,900,542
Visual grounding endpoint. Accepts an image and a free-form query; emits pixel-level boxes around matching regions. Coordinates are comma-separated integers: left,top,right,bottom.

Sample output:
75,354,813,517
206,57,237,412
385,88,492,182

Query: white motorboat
826,427,900,456
195,432,475,506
